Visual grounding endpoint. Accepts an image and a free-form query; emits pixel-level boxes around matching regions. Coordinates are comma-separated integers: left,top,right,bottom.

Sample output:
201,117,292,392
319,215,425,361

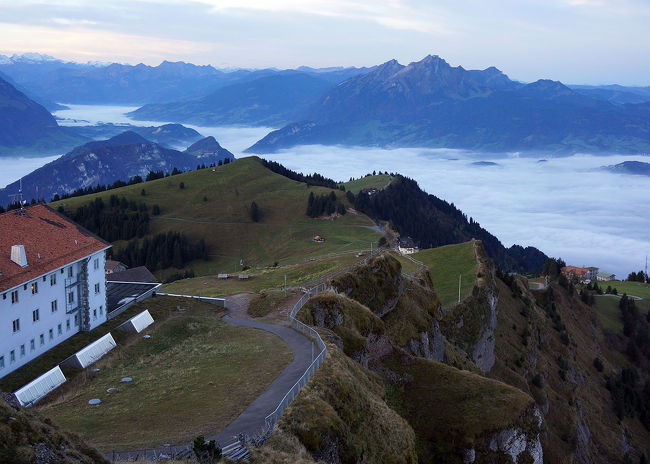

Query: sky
0,0,649,85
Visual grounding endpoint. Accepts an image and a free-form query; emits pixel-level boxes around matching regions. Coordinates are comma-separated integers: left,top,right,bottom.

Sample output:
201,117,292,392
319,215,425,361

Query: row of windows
1,305,105,371
11,297,104,333
2,265,76,303
2,319,74,370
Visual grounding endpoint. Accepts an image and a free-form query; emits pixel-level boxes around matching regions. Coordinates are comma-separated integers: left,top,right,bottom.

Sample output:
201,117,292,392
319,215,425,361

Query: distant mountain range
3,52,650,156
71,123,203,149
129,72,341,126
569,84,650,105
0,132,234,206
0,75,84,155
0,53,370,106
247,55,650,154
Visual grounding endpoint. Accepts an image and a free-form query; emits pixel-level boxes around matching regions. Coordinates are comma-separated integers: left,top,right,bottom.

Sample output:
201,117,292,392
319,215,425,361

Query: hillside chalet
398,237,419,255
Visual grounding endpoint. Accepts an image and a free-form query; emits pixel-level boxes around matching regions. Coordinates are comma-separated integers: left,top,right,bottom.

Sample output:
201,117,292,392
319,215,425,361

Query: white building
0,205,111,379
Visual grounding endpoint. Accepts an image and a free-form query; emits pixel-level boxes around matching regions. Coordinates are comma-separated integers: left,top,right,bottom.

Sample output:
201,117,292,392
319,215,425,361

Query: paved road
211,314,314,443
109,297,314,461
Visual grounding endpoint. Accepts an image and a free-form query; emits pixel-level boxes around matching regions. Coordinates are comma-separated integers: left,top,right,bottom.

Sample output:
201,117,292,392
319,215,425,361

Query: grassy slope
594,295,650,334
51,157,382,279
388,251,420,275
37,297,293,451
413,241,477,306
1,397,108,464
163,251,363,297
341,174,393,194
598,280,650,299
491,276,650,463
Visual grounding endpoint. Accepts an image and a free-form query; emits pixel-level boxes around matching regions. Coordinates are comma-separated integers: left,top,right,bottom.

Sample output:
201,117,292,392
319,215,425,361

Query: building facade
0,205,111,379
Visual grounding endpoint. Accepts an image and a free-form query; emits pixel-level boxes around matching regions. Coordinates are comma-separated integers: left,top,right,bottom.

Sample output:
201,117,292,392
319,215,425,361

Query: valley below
3,104,647,279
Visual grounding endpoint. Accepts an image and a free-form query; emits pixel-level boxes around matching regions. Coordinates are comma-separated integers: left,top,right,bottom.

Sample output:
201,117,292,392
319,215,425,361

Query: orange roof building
0,205,111,379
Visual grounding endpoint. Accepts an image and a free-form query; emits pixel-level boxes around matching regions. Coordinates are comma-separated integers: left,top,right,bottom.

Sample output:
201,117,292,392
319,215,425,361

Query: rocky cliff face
438,241,499,372
0,394,108,464
276,252,542,464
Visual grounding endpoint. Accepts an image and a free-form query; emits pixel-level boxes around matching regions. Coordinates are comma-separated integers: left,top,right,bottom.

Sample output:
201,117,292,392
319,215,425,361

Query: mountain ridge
0,131,234,206
247,55,650,154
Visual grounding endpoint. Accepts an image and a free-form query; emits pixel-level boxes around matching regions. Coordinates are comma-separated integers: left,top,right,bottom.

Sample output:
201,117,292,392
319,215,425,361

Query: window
74,314,79,326
68,267,73,277
50,273,56,286
11,290,18,304
30,339,35,351
12,319,20,333
93,309,97,320
10,351,15,363
94,283,100,294
99,305,103,316
2,293,5,300
31,281,38,294
94,258,99,270
66,319,70,331
32,309,39,322
58,323,62,335
51,300,57,313
39,334,44,346
49,329,53,340
0,356,4,370
68,292,74,304
43,276,46,282
20,345,25,357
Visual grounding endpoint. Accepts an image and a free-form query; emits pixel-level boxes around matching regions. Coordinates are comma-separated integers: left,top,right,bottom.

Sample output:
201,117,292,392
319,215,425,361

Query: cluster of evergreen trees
54,175,146,201
306,192,346,217
114,231,207,271
260,159,340,189
627,271,649,283
605,367,650,430
352,176,547,273
67,196,151,242
619,294,650,364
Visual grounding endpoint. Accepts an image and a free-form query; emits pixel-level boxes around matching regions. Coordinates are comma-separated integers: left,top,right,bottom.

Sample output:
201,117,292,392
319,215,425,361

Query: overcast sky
0,0,649,85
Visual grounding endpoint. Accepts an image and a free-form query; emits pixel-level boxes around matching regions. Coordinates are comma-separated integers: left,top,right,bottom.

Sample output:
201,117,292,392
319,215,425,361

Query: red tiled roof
0,204,111,293
562,265,587,275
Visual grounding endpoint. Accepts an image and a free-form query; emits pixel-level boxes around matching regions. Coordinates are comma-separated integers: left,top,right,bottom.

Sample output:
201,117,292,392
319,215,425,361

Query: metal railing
262,247,383,435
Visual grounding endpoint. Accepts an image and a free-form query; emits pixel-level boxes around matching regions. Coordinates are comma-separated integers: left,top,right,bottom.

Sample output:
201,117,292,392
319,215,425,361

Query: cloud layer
5,104,648,279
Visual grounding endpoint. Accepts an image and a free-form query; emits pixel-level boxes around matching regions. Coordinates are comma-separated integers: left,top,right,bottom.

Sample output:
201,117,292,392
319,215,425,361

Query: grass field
594,294,650,334
598,280,650,300
388,251,421,275
163,252,366,297
342,174,393,194
0,297,194,393
51,157,382,278
37,296,293,452
412,242,477,306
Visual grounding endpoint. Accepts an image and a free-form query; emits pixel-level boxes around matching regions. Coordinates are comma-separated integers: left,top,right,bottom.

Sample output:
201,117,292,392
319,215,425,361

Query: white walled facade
0,249,108,379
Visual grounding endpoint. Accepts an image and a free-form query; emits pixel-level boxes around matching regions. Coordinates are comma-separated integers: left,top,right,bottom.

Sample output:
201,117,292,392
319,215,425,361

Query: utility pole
458,274,462,303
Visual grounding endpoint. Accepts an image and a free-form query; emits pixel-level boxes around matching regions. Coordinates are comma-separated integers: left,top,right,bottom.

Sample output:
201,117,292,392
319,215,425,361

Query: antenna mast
9,179,26,215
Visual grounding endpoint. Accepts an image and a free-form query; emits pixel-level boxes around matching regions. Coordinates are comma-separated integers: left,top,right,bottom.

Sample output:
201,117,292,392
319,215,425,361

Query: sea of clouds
1,104,646,278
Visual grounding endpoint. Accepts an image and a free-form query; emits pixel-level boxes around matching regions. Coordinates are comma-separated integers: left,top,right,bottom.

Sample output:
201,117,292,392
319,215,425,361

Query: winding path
109,296,314,461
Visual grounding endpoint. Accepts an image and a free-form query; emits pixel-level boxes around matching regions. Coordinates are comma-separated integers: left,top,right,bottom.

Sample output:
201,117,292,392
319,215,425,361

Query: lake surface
4,103,648,278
